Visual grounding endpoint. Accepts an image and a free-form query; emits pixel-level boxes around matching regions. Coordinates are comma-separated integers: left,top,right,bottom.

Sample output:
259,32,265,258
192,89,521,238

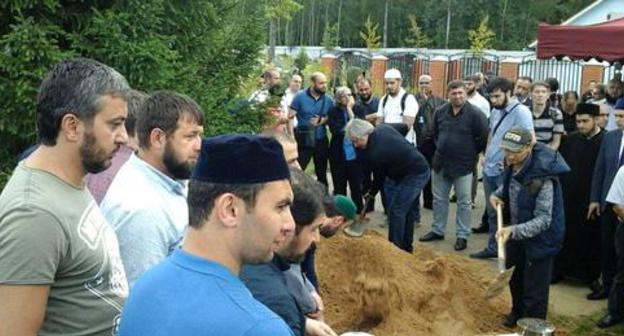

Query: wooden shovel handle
496,203,505,260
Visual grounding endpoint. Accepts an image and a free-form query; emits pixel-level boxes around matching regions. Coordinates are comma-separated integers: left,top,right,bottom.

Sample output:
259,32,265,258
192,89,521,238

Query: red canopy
537,17,624,62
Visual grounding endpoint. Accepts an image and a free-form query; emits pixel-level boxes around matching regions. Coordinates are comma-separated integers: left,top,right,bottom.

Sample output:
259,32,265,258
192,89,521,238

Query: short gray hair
345,119,374,139
335,86,351,98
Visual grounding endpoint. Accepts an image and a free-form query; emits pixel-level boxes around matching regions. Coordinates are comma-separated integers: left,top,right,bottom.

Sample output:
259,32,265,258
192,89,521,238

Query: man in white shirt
376,68,419,144
282,74,303,135
465,74,491,119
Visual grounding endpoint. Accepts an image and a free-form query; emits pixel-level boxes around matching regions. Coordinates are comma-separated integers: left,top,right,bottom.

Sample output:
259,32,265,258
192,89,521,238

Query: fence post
430,56,448,98
581,62,605,95
500,58,521,83
320,53,338,78
370,55,388,97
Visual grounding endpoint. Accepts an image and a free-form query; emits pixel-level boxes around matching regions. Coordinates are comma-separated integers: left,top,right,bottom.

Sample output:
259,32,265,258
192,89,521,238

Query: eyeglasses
419,82,431,85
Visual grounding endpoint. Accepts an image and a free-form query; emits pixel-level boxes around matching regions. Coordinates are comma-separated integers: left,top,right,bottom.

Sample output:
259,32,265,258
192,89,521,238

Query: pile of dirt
316,231,513,336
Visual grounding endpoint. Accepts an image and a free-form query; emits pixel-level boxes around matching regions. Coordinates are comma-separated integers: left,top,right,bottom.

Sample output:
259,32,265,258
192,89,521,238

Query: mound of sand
316,231,513,336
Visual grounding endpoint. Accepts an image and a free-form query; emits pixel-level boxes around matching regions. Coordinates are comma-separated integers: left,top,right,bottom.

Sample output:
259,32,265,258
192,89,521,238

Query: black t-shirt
353,96,379,119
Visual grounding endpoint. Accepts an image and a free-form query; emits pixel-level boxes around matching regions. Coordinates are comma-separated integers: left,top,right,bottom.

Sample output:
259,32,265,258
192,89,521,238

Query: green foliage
294,48,310,71
321,23,338,51
264,0,303,20
0,0,275,189
404,14,431,48
359,16,381,51
469,15,495,54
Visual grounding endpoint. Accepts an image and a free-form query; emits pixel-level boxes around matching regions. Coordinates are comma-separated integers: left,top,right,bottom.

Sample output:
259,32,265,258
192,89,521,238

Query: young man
346,119,430,252
241,170,337,336
100,91,204,287
376,68,419,144
529,81,564,150
419,81,488,251
119,135,295,335
492,127,570,327
0,58,130,335
465,74,491,118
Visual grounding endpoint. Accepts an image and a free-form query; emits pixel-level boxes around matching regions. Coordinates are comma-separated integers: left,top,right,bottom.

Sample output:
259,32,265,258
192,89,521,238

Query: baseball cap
500,127,532,152
384,68,402,80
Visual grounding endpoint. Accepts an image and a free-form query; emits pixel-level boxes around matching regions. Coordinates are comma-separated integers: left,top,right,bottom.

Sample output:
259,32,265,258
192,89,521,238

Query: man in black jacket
419,80,488,251
346,119,430,252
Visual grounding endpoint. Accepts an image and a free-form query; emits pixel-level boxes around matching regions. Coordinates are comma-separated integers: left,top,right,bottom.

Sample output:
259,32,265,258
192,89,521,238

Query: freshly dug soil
316,231,513,336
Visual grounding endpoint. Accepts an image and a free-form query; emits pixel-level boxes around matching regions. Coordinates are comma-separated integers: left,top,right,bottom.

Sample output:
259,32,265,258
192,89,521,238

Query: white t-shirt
468,91,491,119
282,89,299,127
607,166,624,205
377,88,419,144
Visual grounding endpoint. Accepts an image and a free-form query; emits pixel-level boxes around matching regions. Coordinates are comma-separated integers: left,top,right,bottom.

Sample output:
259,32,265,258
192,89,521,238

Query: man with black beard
101,91,204,287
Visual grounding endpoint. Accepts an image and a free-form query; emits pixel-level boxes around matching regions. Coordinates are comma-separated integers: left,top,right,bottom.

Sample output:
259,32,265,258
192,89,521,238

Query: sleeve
591,135,608,203
112,209,176,287
493,184,504,199
403,94,419,118
290,93,301,111
511,180,554,240
244,319,295,336
326,106,342,135
553,109,565,134
518,107,535,131
607,166,624,206
0,207,68,284
376,96,385,118
474,109,490,153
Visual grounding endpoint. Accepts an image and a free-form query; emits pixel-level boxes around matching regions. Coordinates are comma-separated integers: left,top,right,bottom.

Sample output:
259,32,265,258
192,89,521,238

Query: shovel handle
496,203,505,261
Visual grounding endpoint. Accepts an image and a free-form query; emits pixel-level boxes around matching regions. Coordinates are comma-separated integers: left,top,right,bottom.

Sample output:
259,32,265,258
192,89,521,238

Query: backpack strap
382,93,409,116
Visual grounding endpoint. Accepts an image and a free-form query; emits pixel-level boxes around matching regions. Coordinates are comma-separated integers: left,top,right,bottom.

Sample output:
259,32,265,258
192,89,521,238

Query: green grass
550,311,624,335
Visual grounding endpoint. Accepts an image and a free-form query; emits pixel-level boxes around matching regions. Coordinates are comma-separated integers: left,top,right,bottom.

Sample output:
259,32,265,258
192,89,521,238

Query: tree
404,14,431,48
360,16,381,52
266,0,303,63
321,23,338,50
469,15,495,54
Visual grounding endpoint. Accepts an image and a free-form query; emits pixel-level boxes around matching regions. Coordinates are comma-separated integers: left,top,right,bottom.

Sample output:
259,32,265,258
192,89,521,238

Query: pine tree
359,16,381,51
468,15,495,54
321,23,338,51
404,14,431,48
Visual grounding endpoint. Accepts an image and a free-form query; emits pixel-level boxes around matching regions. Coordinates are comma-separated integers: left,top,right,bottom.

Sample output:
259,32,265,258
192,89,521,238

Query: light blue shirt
119,249,293,336
484,98,534,177
100,154,188,287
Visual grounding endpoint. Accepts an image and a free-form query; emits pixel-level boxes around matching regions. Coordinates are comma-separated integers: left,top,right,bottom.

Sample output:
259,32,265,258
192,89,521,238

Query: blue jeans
431,170,473,239
483,174,504,254
384,171,430,252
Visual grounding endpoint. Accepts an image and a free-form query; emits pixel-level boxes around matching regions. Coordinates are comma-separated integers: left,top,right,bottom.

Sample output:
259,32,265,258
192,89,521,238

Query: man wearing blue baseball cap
119,134,296,336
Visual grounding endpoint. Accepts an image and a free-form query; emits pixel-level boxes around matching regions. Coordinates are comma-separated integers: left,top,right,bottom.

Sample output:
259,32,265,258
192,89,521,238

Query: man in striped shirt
530,81,564,150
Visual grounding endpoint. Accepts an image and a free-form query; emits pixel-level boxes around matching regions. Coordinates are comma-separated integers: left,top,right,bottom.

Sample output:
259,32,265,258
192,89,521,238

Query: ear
148,128,167,150
213,193,243,229
60,113,82,143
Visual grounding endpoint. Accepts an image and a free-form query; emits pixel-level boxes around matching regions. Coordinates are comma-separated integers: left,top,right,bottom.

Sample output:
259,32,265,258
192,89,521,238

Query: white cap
384,68,402,80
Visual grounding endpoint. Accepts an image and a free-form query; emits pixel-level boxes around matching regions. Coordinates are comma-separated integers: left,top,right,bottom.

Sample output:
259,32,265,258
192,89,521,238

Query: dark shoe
550,273,563,284
471,225,489,234
423,203,433,210
454,238,467,251
419,231,445,242
450,194,457,203
587,288,609,300
597,314,623,328
589,279,603,293
470,249,497,259
502,312,520,328
365,202,375,213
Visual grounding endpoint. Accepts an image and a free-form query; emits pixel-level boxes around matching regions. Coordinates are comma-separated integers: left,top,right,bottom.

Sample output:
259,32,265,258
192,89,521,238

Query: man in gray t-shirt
0,58,130,335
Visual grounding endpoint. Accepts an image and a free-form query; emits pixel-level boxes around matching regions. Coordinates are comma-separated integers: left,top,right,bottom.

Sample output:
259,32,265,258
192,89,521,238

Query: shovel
344,197,371,238
484,203,515,299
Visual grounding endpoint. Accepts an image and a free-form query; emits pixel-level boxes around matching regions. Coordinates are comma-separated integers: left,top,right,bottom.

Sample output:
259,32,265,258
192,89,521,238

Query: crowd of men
1,55,624,336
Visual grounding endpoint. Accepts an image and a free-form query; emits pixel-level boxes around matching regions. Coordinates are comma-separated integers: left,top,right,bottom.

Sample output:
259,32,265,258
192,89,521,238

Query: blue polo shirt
484,98,534,177
291,88,333,139
119,249,293,336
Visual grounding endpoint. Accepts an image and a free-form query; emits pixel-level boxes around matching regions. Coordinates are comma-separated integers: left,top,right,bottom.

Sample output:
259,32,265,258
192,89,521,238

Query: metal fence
518,56,583,93
445,52,500,85
386,53,415,89
332,50,372,88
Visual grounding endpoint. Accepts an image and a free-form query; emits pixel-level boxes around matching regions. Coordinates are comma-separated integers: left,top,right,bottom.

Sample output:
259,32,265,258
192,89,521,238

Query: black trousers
602,207,619,291
298,137,329,187
608,221,624,317
330,158,364,213
418,145,434,209
506,240,554,319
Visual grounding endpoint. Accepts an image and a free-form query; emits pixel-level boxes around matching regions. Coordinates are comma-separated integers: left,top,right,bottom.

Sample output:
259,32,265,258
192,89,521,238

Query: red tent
537,17,624,62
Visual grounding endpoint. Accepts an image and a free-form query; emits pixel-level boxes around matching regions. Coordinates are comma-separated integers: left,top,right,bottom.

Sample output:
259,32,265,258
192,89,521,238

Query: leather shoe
470,249,497,259
597,314,623,328
587,288,609,300
472,225,489,234
502,312,520,328
419,231,444,242
454,238,467,251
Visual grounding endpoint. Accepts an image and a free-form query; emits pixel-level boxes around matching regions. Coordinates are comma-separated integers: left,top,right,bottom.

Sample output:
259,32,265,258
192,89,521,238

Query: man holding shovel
490,127,569,327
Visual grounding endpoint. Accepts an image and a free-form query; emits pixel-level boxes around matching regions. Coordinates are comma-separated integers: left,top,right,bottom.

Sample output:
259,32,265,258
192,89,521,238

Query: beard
359,92,371,102
313,86,326,95
492,95,509,109
80,131,115,174
163,141,194,180
466,87,475,96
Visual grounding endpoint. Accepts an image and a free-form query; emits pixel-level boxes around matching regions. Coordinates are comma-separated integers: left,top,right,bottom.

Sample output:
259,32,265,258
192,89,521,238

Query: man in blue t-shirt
290,72,333,187
119,135,296,336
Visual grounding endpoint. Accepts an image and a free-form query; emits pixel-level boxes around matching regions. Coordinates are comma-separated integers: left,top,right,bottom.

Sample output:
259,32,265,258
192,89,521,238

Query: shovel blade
484,266,515,299
344,220,366,237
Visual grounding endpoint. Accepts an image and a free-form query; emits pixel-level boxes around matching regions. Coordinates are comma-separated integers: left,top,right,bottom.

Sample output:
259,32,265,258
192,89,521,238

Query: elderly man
514,76,533,106
376,68,419,144
346,119,430,252
119,135,296,335
0,58,130,335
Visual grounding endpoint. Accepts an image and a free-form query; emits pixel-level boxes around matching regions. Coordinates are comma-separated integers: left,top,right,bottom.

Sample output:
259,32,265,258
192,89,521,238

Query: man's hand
309,115,321,126
489,195,504,210
496,227,513,245
305,318,337,336
587,202,601,220
306,291,325,321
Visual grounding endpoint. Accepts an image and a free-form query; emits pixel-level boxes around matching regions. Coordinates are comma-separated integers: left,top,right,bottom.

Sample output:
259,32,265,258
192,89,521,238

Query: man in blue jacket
491,127,570,327
588,101,624,300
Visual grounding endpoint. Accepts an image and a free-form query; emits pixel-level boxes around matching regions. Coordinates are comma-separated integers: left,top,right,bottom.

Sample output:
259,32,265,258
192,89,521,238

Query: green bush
0,0,270,188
